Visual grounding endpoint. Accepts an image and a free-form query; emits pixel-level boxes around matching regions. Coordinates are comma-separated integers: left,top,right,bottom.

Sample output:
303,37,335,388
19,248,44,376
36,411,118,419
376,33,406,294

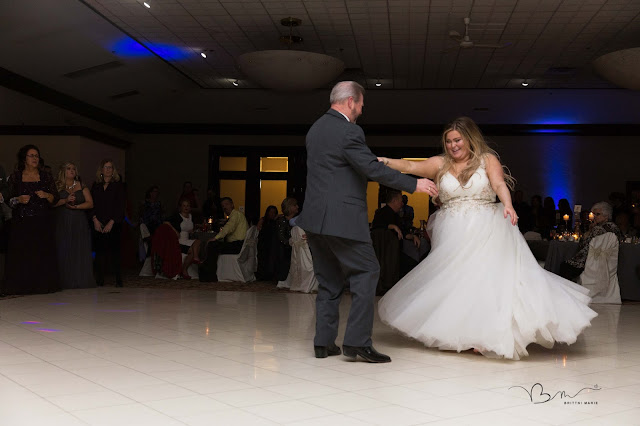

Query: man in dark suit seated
372,190,421,246
199,197,248,282
371,190,421,294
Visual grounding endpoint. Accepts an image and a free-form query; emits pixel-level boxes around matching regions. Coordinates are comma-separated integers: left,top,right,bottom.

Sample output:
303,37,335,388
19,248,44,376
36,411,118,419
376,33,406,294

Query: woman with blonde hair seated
166,198,202,279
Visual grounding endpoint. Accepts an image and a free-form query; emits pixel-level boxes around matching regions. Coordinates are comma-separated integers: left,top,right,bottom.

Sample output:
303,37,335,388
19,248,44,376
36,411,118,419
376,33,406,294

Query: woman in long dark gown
91,159,126,287
54,162,95,289
3,145,60,295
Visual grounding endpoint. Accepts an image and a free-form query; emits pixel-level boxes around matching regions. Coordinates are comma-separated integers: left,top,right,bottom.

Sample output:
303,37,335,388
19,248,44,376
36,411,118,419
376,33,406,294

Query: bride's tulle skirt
378,203,597,360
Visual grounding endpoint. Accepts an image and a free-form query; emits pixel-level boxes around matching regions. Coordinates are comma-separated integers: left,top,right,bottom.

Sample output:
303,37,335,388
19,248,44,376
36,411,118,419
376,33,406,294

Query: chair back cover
579,232,621,303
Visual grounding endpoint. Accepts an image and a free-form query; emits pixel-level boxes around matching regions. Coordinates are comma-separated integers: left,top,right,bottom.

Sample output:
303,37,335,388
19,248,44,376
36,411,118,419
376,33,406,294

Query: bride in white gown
377,117,597,360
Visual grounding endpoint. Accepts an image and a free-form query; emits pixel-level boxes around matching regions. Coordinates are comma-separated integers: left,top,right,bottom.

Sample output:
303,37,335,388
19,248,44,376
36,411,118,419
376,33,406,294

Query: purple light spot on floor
37,328,61,333
21,321,41,324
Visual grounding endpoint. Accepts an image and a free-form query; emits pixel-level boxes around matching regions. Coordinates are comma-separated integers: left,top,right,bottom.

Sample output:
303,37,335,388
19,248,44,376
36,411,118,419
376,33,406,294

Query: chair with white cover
277,226,319,293
216,225,258,282
578,232,621,304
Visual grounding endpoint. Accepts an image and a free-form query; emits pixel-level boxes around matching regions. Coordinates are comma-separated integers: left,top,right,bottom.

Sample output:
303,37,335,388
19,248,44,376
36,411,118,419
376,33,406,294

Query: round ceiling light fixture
237,17,344,91
593,48,640,90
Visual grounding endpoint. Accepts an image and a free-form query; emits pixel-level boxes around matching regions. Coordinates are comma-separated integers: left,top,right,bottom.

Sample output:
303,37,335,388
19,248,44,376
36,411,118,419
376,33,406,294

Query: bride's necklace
66,180,77,190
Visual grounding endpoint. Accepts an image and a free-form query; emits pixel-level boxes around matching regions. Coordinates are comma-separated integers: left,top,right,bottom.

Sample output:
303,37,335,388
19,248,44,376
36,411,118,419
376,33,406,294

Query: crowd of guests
513,190,638,283
138,181,304,284
513,190,640,240
0,144,125,296
2,143,637,296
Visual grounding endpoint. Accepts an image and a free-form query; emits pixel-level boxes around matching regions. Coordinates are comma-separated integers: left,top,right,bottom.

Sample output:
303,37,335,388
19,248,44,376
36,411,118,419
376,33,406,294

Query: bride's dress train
378,163,597,360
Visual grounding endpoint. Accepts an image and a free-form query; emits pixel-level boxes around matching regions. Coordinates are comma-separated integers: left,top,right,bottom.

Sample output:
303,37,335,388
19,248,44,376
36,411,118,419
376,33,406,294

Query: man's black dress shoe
342,345,391,363
314,343,342,358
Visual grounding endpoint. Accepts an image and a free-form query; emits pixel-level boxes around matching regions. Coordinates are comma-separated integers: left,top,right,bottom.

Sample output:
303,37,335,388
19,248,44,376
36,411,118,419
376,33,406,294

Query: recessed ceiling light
232,80,239,87
200,52,207,58
143,2,150,8
521,79,529,87
375,80,382,87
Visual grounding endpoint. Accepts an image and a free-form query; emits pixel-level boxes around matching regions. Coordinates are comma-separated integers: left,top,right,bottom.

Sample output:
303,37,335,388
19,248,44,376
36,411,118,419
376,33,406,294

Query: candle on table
588,212,594,221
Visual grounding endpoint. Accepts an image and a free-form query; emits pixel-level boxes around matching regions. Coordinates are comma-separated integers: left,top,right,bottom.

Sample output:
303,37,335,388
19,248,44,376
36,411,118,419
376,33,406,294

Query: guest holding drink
3,145,60,295
54,162,95,289
91,159,125,287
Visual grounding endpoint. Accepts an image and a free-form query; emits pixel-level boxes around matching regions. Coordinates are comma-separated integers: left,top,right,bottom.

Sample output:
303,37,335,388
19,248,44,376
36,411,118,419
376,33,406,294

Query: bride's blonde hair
435,116,515,189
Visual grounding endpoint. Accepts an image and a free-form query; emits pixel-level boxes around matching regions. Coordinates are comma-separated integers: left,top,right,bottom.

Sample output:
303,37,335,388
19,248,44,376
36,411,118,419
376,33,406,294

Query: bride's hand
504,205,518,226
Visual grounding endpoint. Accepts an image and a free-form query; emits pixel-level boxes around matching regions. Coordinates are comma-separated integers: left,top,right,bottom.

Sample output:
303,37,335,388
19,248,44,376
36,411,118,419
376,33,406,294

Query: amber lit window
260,157,288,172
219,157,247,172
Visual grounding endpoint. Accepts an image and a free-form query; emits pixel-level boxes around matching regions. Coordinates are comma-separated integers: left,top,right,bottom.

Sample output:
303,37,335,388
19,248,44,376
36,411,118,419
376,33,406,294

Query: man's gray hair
330,81,365,104
591,201,613,220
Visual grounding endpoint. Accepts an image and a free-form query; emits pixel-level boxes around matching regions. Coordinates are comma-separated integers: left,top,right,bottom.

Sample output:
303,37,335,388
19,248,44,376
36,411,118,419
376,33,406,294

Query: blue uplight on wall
526,129,578,134
111,37,191,61
532,119,579,125
544,137,575,206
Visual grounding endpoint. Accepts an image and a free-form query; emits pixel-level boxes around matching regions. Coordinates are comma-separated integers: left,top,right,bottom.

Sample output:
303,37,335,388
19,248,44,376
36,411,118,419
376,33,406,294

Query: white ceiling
1,0,639,126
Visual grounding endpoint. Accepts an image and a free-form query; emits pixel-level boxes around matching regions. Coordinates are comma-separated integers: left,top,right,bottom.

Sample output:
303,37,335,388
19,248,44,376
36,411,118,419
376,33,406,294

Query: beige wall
0,135,126,187
126,134,305,219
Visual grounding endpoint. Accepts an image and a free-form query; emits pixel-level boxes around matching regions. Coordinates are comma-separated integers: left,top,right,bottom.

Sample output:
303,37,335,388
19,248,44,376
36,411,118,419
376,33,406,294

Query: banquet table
539,240,640,301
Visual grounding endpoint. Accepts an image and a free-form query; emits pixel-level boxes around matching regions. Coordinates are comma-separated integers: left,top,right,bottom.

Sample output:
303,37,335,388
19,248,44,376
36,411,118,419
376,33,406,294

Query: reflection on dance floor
0,288,639,425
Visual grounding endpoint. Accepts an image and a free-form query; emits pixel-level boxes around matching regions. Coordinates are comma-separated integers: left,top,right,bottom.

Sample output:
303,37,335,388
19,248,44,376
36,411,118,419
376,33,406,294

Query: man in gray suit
297,81,436,363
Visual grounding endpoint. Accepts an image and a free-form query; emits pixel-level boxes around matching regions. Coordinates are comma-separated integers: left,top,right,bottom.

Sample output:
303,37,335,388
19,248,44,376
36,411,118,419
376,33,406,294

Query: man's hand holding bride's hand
415,179,438,197
504,205,518,226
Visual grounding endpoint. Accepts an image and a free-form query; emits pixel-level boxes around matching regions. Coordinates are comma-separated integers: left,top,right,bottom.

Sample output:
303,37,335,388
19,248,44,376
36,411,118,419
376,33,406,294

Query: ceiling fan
442,17,511,53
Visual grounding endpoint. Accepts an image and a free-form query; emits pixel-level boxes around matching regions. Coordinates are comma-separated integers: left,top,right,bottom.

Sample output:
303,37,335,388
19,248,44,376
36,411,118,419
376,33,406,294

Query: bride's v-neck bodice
438,162,497,213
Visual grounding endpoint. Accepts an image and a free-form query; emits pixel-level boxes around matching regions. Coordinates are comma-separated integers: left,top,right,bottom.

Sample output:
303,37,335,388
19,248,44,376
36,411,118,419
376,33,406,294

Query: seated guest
141,185,163,236
615,211,637,239
400,194,415,236
275,198,300,282
529,194,543,233
513,190,531,233
541,196,557,238
609,191,626,222
256,205,278,280
179,181,202,223
202,187,220,222
199,197,248,281
558,198,573,231
166,198,202,279
560,201,622,281
372,190,420,248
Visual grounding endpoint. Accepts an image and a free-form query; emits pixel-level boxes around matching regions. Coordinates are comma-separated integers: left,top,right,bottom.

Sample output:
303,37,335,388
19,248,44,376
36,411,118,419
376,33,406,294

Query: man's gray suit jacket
297,108,417,243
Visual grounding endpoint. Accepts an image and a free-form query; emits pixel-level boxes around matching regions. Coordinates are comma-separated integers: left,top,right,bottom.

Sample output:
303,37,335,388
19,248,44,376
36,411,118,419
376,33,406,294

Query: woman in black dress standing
4,145,60,295
55,162,95,289
91,159,125,287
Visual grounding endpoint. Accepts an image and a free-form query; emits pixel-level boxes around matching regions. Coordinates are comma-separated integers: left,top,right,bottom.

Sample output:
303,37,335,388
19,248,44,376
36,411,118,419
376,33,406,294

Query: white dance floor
1,288,640,425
